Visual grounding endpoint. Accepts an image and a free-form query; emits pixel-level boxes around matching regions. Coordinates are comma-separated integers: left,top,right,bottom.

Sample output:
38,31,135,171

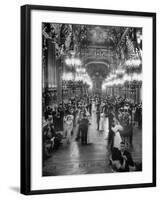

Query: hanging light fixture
115,69,125,75
125,59,141,67
65,56,81,68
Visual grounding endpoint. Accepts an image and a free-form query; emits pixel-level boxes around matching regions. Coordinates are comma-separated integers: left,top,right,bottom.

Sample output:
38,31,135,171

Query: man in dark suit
103,103,109,117
108,107,115,150
57,104,64,131
119,141,135,172
96,108,101,131
88,101,92,116
79,114,89,145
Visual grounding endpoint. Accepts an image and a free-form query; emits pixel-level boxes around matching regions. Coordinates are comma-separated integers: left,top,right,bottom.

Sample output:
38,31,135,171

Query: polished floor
43,111,142,176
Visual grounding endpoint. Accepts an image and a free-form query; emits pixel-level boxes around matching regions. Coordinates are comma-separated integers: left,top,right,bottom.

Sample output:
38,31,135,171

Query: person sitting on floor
119,141,135,172
109,143,135,172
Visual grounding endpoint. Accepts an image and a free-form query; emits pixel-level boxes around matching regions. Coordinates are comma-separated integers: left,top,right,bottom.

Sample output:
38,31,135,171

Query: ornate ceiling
42,23,142,82
78,25,127,80
80,26,126,49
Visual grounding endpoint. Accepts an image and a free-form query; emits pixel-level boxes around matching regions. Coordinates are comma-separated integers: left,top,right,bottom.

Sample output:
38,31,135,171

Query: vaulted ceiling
43,23,142,82
80,25,126,49
78,25,127,80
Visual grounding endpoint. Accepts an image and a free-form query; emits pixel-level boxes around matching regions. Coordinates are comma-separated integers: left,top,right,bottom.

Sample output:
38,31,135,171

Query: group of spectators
43,96,92,158
93,95,142,172
95,96,142,145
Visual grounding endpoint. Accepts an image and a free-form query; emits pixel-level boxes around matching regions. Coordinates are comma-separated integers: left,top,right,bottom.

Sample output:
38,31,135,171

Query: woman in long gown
75,110,83,141
103,116,109,139
111,118,123,149
92,100,96,112
99,110,105,131
64,115,73,144
86,116,92,144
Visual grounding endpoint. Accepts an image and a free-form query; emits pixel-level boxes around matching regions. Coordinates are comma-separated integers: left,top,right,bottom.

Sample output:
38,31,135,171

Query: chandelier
125,59,141,67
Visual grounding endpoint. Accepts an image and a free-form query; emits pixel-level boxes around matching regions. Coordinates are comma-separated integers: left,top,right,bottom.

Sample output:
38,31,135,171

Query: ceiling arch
86,62,110,80
85,61,109,68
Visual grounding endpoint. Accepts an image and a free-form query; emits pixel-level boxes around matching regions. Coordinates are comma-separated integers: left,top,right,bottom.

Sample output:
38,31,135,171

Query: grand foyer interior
42,23,142,176
42,24,142,106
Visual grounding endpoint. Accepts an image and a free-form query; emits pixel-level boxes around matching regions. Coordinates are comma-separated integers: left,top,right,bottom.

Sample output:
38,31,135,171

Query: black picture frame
21,4,156,195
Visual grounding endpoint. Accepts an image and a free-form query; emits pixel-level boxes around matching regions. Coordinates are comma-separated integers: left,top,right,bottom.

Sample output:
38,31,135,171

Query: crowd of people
43,94,142,172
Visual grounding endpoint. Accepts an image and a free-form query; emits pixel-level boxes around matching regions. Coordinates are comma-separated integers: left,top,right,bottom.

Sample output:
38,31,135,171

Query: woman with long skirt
111,118,123,149
99,110,105,132
64,115,73,144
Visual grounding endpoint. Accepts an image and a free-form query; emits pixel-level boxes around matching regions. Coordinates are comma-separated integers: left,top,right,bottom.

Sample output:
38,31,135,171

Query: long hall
43,101,142,176
42,23,142,175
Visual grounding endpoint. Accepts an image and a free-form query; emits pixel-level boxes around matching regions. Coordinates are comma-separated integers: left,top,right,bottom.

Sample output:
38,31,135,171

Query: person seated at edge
110,142,135,172
119,141,135,172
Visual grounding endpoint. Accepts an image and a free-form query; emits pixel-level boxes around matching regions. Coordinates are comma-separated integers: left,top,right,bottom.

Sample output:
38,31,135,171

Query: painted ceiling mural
42,23,142,82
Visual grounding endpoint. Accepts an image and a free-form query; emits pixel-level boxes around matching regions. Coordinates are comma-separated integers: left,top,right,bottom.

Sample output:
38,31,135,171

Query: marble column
42,47,48,90
56,58,63,104
136,85,138,104
47,40,56,88
139,83,142,103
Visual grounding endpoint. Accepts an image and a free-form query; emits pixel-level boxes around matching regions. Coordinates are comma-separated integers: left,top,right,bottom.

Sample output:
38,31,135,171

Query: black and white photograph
20,5,156,194
0,0,158,198
42,23,143,176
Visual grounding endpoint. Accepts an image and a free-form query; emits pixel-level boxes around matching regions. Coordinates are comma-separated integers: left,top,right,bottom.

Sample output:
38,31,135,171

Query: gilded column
56,58,62,104
47,40,56,88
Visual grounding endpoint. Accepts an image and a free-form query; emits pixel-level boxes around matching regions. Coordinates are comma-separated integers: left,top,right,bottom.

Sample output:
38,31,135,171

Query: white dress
99,113,105,131
64,115,73,143
87,119,92,143
85,108,90,117
65,119,73,143
92,101,96,112
112,124,123,149
103,117,109,138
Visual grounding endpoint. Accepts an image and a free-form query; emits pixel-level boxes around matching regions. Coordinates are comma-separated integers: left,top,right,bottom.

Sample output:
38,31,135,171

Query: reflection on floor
43,111,142,176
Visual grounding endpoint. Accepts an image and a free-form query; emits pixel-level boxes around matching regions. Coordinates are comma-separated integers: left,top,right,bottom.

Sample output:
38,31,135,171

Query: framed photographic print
21,4,156,195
